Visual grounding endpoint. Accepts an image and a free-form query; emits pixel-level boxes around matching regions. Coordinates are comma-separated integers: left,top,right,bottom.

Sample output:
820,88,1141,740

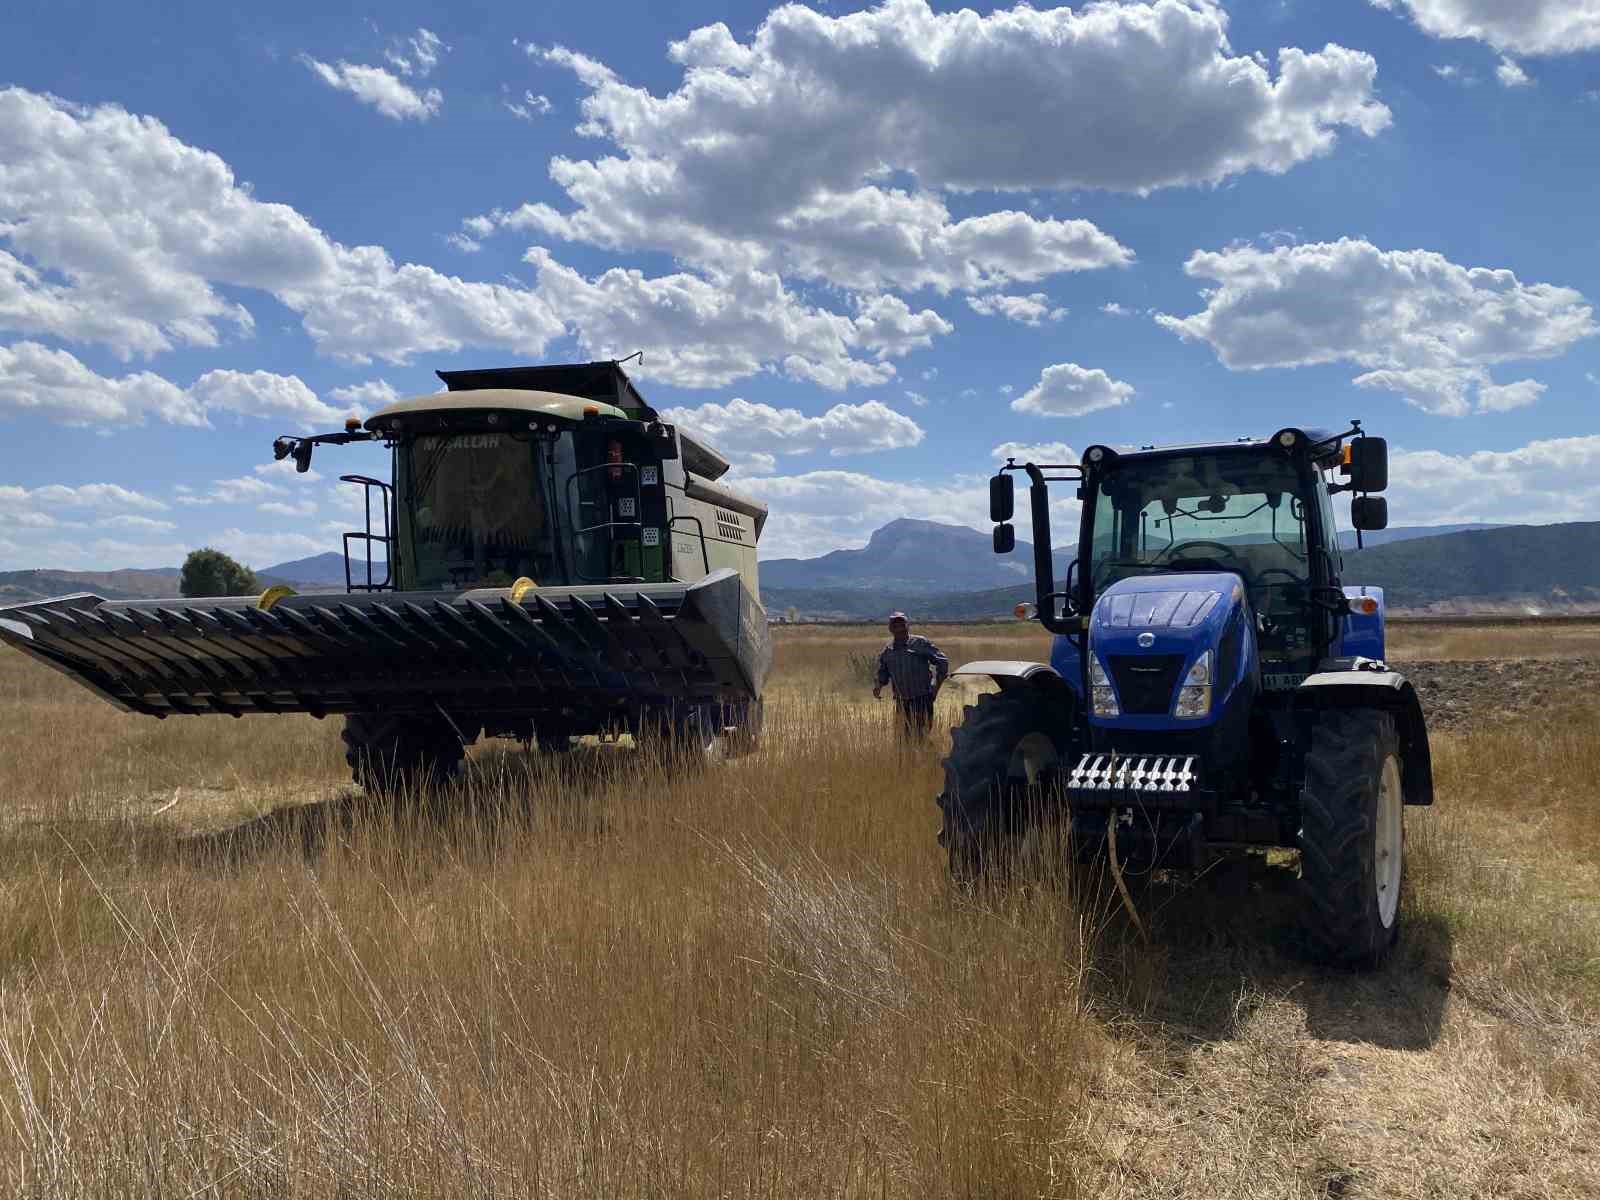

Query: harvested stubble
0,618,1594,1198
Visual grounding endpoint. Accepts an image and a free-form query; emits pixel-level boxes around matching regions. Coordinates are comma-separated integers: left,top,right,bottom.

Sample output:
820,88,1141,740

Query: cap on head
887,611,909,626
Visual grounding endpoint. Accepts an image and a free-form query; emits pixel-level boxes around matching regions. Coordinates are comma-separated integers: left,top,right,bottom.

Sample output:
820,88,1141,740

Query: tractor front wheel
937,687,1074,881
342,712,465,796
1297,708,1404,966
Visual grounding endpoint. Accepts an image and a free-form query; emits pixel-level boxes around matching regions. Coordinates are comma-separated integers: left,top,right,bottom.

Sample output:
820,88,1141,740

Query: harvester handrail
339,474,394,593
667,512,712,577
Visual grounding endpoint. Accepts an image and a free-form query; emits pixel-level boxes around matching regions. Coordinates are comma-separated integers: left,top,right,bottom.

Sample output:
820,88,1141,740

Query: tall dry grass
0,619,1594,1197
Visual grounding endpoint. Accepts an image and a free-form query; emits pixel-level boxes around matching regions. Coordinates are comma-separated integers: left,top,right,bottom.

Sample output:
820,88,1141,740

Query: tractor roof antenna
617,350,644,367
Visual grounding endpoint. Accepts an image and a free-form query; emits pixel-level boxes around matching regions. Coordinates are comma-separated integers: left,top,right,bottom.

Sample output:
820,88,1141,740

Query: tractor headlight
1090,655,1120,717
1174,650,1213,719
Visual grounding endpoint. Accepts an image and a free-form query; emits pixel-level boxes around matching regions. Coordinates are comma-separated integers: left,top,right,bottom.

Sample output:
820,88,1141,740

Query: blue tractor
939,423,1432,966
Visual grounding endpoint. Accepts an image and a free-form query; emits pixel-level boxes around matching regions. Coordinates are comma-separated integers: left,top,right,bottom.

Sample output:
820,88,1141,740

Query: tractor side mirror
1351,496,1389,531
990,473,1014,523
993,523,1016,554
293,440,315,474
1349,437,1388,493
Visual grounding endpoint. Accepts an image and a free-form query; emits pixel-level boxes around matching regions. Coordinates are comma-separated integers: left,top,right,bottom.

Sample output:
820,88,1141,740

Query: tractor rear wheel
342,712,465,795
1297,708,1404,966
937,687,1074,881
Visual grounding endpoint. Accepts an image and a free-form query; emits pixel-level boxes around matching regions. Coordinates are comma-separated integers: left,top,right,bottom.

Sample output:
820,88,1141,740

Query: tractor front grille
1107,654,1185,715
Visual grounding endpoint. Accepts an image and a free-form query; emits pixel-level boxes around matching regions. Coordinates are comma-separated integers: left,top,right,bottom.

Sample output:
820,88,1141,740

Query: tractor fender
1294,668,1434,806
950,660,1073,695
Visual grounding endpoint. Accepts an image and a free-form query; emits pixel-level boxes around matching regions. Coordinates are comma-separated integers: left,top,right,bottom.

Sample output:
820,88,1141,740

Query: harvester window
400,433,554,590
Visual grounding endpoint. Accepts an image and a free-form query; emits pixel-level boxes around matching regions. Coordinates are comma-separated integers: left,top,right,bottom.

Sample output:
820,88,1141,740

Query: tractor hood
1088,572,1249,730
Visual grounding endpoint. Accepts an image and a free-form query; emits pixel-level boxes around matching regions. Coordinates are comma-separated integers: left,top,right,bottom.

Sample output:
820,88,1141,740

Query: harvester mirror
1349,437,1388,493
993,522,1016,554
293,440,315,474
989,473,1014,523
1351,495,1389,531
648,421,680,460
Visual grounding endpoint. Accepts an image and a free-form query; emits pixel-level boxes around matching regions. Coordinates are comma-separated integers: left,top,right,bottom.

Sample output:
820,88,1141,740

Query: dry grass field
0,620,1597,1197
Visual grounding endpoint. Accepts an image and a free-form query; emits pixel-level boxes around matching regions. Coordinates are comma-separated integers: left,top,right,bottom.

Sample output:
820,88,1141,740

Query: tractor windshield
398,433,560,590
1087,450,1331,664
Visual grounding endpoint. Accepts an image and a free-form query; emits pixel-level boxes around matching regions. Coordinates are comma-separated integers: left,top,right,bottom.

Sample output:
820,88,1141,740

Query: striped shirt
876,635,949,699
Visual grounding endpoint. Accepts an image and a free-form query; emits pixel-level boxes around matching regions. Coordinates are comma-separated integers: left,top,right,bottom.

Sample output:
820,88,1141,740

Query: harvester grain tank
944,422,1432,965
0,361,771,789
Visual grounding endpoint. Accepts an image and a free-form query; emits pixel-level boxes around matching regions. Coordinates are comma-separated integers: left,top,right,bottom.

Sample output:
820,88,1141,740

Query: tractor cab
1076,428,1386,687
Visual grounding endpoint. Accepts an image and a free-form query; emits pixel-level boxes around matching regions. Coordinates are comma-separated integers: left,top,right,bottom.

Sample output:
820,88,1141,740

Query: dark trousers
895,694,936,739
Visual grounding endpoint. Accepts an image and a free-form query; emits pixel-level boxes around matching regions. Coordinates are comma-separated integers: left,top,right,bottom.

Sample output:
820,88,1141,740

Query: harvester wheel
342,712,465,796
937,687,1074,881
635,702,723,764
720,698,764,758
1297,708,1403,967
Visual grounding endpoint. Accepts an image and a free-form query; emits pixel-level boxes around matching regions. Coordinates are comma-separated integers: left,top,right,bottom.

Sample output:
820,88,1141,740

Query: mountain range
759,520,1600,619
3,520,1596,618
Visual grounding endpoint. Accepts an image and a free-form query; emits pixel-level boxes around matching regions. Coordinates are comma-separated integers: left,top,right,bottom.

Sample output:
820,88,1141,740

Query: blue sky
2,0,1599,569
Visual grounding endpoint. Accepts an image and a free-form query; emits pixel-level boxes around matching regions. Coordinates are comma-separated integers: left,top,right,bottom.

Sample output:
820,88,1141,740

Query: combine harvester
0,362,771,790
944,422,1433,965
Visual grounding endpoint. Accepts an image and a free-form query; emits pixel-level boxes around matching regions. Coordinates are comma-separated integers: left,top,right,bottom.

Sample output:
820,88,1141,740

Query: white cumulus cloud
0,88,563,363
525,249,949,389
1012,363,1135,418
966,293,1067,326
1496,57,1533,87
0,343,347,429
1387,434,1600,526
1156,238,1595,415
1369,0,1600,56
993,441,1079,464
302,57,443,121
476,0,1388,294
505,91,553,120
661,398,923,466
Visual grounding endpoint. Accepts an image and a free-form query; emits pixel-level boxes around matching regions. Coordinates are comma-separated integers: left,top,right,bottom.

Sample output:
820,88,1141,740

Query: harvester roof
363,388,628,431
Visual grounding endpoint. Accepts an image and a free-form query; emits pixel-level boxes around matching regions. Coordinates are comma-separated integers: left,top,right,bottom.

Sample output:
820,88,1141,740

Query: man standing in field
872,612,949,739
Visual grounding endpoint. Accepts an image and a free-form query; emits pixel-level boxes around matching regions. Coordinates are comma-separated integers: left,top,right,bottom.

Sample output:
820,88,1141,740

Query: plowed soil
1403,656,1600,732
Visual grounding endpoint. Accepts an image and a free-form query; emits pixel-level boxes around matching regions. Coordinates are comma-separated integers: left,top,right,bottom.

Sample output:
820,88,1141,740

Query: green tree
179,547,259,598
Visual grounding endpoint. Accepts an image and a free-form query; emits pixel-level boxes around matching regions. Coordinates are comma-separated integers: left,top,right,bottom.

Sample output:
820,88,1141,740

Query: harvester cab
1,361,772,790
943,422,1431,966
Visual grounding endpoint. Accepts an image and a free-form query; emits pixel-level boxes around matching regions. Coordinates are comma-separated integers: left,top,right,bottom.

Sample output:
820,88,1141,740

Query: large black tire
937,687,1075,880
1298,708,1404,967
636,701,725,766
720,698,764,759
342,712,465,795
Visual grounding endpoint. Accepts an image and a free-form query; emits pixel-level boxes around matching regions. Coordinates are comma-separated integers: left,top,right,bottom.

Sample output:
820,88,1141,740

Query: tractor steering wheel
1156,539,1242,566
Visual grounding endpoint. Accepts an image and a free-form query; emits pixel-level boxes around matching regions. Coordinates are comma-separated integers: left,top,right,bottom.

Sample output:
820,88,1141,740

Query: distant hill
258,551,368,587
1336,523,1499,550
1344,521,1600,611
0,552,359,606
763,519,1600,620
759,518,1065,592
0,567,181,605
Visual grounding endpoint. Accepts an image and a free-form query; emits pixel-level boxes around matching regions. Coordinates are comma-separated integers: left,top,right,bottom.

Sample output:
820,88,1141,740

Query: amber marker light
1013,602,1033,619
345,416,361,432
1355,597,1379,615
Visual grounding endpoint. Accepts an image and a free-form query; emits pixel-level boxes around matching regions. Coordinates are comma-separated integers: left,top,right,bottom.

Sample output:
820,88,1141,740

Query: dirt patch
1402,657,1600,733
